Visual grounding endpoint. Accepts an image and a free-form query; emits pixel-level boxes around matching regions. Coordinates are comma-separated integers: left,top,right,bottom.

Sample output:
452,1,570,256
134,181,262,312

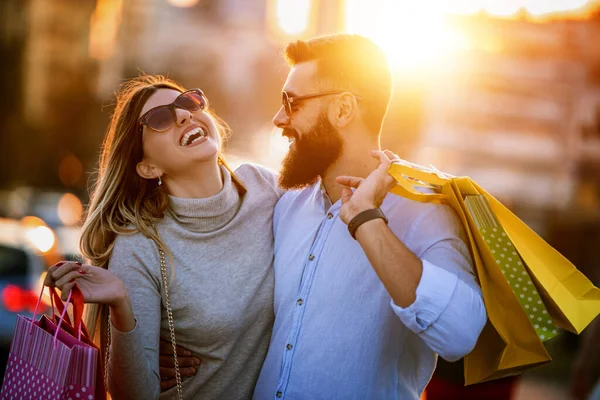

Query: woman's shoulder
109,230,161,273
234,162,285,198
235,162,277,182
112,227,154,248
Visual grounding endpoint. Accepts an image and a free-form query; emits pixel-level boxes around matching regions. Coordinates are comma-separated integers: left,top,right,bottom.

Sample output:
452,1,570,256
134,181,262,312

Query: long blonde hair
80,75,243,355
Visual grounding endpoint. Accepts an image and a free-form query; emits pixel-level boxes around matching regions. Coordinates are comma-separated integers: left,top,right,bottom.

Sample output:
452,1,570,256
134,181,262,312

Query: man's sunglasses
139,89,209,132
281,91,362,118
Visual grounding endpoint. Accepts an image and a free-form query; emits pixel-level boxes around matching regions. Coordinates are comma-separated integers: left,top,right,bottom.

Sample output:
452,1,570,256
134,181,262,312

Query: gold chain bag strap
158,247,184,399
103,247,183,400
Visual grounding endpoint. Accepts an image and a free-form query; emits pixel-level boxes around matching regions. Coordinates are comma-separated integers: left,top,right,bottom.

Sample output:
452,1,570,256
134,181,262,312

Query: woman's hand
45,261,128,308
45,261,136,332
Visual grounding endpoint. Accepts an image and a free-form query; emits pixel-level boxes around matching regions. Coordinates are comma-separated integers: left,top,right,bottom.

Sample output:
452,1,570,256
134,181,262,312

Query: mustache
282,128,299,140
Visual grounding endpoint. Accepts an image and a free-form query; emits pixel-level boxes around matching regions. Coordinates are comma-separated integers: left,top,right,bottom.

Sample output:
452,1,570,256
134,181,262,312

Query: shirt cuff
391,259,458,333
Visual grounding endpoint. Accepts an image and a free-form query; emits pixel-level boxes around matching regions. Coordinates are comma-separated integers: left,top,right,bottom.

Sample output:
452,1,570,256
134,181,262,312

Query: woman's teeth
180,126,207,146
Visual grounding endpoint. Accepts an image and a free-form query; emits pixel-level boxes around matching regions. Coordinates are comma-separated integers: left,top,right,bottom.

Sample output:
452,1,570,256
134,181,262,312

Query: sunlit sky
273,0,597,69
95,0,598,68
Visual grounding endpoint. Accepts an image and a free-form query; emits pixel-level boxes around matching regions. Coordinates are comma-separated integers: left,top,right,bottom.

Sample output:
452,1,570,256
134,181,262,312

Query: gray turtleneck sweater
106,163,282,400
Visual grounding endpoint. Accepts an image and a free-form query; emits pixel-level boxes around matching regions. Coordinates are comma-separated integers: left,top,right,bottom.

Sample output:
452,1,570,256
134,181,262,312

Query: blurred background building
1,0,599,398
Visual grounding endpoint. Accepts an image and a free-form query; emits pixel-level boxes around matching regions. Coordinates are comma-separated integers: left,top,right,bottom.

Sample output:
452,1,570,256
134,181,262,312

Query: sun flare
345,0,468,70
273,0,595,70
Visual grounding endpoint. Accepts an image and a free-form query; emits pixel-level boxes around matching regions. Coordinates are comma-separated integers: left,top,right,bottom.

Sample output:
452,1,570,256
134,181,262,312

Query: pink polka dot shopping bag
0,286,106,399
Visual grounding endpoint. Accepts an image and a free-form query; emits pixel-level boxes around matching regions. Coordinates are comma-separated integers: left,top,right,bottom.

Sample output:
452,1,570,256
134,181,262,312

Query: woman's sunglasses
139,89,209,132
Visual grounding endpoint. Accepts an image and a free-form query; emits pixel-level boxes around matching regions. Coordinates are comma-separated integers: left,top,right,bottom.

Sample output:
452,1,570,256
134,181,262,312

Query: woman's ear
136,160,162,180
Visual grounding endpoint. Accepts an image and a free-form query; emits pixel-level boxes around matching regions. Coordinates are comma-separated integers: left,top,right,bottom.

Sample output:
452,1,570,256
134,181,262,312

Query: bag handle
387,163,449,204
49,285,89,341
31,285,85,347
30,284,85,338
53,290,73,348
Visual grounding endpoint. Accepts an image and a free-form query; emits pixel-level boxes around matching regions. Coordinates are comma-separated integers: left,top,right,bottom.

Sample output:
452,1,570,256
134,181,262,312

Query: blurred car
0,216,59,348
0,187,84,261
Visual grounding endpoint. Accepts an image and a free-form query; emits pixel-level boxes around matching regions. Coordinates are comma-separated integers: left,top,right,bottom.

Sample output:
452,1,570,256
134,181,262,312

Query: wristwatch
347,208,388,240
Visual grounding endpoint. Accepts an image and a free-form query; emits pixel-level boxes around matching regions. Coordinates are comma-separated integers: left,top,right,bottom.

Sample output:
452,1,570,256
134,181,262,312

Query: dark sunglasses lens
145,108,174,131
177,92,206,112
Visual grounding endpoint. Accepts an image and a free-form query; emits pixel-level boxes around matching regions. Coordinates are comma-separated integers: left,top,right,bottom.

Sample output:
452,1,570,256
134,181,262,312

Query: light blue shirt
254,181,487,400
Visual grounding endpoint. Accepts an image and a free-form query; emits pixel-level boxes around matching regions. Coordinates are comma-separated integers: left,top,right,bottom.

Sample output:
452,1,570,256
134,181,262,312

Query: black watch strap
347,208,388,240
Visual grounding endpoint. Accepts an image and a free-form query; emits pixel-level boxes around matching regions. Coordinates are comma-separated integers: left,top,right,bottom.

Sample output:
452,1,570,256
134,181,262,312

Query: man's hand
336,150,400,224
159,338,201,391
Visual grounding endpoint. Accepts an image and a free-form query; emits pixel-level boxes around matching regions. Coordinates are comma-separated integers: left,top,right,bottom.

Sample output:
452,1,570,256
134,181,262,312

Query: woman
45,75,282,399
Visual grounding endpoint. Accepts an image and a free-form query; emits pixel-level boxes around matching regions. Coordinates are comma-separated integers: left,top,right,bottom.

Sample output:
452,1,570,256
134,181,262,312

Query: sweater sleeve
106,234,162,400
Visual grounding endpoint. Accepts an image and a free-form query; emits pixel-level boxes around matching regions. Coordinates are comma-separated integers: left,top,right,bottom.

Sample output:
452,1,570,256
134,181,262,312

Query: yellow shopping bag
387,161,600,384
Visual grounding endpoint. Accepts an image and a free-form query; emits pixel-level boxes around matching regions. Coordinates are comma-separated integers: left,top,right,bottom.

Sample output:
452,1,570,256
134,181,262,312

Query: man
161,34,487,399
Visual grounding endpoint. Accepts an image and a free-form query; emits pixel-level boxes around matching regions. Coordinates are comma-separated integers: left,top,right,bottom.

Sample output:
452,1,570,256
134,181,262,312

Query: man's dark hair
284,34,393,133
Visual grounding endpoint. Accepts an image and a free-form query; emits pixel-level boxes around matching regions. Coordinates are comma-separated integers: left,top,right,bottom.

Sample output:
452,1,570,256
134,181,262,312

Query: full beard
278,112,343,190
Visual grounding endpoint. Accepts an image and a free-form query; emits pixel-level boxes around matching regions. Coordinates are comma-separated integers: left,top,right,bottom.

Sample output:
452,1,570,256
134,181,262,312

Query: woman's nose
175,108,194,125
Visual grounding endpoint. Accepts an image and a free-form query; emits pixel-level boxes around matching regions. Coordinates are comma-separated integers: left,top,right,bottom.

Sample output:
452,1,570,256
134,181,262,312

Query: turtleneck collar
167,165,241,233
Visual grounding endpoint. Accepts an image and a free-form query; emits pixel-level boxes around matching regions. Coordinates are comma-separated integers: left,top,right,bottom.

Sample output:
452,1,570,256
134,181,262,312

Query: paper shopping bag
387,161,600,384
464,195,559,342
0,286,105,400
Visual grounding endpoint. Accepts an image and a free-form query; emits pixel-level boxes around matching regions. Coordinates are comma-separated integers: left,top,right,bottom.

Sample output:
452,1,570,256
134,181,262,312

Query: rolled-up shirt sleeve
391,204,487,362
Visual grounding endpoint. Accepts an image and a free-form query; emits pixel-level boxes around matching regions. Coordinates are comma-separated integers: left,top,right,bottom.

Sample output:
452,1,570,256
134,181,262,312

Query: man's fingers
176,345,193,356
336,176,363,188
160,339,194,356
179,356,200,367
159,355,176,367
383,150,400,162
160,355,200,368
340,187,353,205
159,367,177,378
159,338,194,357
159,338,174,355
370,149,390,164
180,367,197,377
159,366,196,378
160,379,177,391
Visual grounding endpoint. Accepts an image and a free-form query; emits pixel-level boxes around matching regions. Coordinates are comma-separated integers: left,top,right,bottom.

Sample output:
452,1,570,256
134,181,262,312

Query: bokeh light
57,193,83,226
89,0,123,60
58,154,84,186
20,216,56,253
24,226,55,253
168,0,200,7
275,0,312,35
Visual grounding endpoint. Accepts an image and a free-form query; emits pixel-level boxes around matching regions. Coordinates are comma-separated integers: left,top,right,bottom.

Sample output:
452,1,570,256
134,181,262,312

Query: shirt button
286,344,293,350
308,255,315,261
276,391,283,398
297,298,303,305
327,212,333,219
